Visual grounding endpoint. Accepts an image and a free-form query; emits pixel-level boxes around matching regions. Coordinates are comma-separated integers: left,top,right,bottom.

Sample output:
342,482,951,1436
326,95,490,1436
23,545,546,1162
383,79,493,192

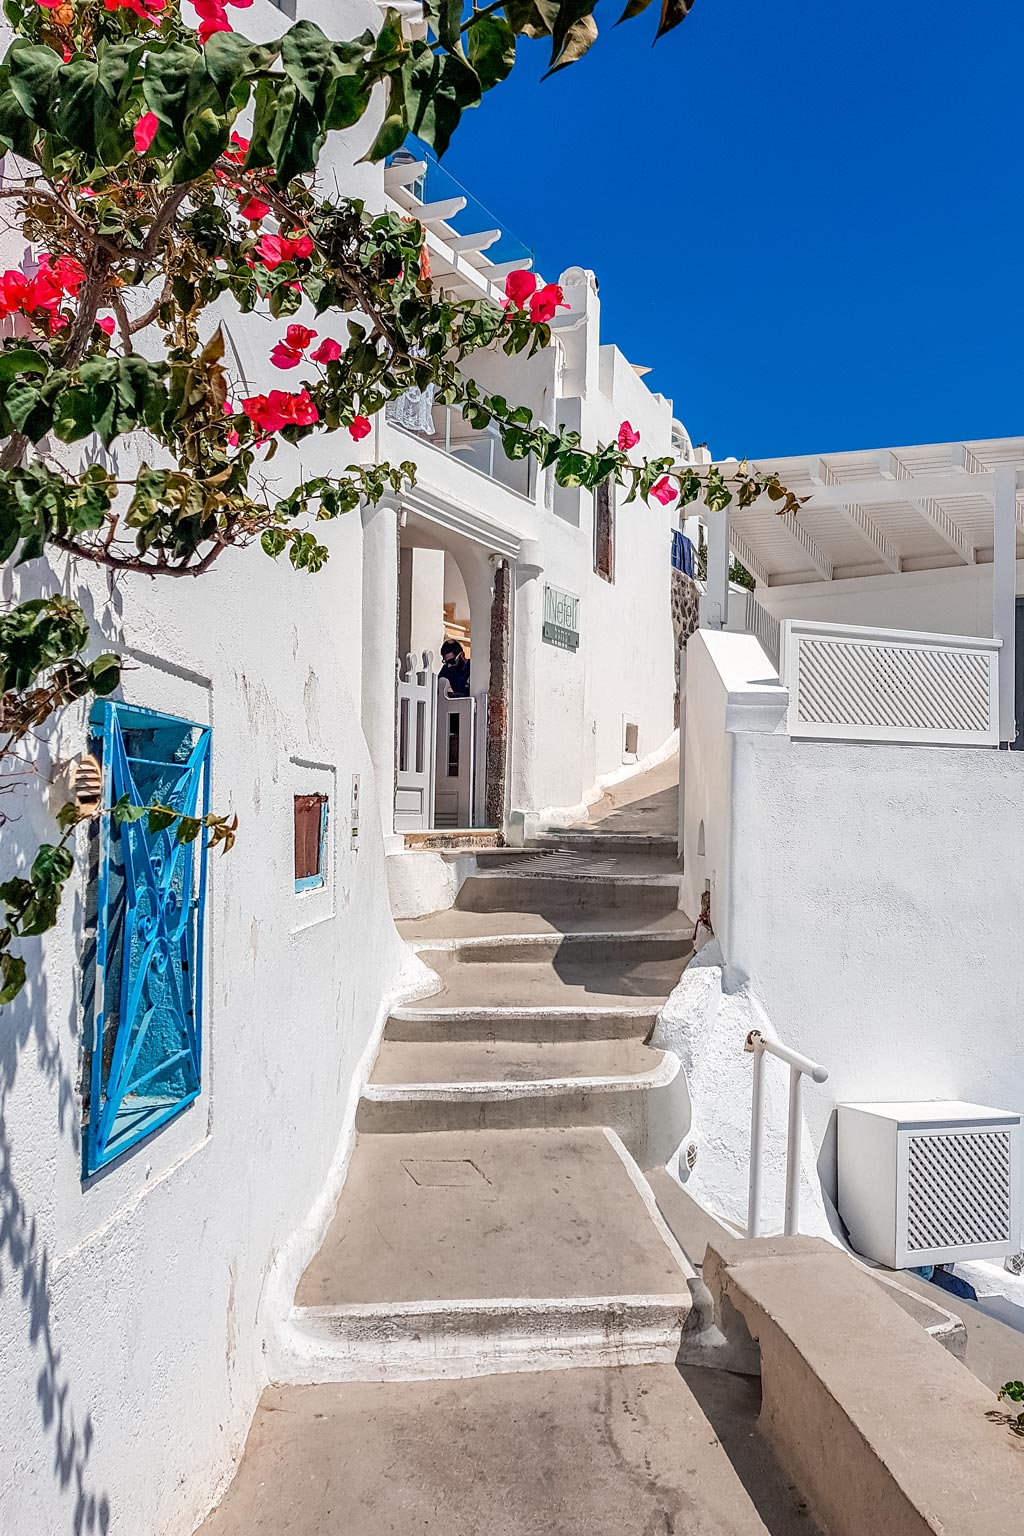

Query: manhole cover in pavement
401,1158,490,1188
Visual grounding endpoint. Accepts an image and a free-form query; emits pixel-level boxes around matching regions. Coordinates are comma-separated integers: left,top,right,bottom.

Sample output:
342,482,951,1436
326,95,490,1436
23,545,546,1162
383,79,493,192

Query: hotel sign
542,584,580,652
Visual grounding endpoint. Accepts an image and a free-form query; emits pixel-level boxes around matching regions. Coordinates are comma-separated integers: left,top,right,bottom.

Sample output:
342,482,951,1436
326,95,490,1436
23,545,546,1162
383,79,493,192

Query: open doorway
394,523,509,834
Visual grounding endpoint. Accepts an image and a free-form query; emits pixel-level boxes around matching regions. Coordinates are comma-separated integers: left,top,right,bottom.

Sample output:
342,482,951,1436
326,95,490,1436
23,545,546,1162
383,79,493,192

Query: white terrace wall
754,558,1024,641
679,628,1024,1226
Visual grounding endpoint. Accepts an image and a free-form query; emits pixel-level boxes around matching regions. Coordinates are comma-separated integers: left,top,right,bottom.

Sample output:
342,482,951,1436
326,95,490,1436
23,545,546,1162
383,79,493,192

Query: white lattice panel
905,1130,1013,1255
783,620,999,745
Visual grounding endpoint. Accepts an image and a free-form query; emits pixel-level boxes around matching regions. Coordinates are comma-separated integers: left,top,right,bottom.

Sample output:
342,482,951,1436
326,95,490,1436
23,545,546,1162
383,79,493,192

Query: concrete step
196,1366,809,1536
417,951,687,1011
456,872,681,916
410,931,692,968
283,1128,695,1383
356,1048,686,1164
530,828,679,857
385,1003,661,1045
398,905,690,943
370,1037,662,1084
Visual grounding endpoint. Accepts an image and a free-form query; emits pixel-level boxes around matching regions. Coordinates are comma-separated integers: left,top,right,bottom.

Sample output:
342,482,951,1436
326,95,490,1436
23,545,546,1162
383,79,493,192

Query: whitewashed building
670,439,1024,1296
0,2,687,1532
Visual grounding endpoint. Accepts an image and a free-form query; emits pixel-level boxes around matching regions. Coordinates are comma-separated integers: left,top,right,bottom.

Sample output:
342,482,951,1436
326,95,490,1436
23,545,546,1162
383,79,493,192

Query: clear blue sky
436,0,1023,459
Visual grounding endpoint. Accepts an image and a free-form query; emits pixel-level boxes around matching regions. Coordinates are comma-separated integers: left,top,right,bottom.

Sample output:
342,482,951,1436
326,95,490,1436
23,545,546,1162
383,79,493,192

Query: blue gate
85,702,211,1177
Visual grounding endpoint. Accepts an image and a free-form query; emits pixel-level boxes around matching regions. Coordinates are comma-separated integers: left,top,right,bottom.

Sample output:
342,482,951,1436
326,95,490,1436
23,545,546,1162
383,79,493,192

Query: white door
395,651,436,832
434,678,476,828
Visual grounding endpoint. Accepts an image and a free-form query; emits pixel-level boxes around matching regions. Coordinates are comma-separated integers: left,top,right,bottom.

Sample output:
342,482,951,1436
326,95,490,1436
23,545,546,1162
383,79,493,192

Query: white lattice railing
780,620,1000,746
745,591,782,674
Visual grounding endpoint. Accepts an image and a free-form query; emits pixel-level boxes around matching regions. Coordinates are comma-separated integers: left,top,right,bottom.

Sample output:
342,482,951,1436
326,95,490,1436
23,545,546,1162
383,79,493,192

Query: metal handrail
744,1028,828,1239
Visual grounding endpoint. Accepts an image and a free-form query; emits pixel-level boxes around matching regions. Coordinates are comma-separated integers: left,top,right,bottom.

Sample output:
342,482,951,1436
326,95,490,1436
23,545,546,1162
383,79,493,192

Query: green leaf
467,15,517,92
110,792,148,825
55,802,83,833
0,950,26,1006
172,106,231,185
0,348,48,382
175,815,202,844
406,47,482,158
86,653,120,696
146,804,179,834
31,842,74,887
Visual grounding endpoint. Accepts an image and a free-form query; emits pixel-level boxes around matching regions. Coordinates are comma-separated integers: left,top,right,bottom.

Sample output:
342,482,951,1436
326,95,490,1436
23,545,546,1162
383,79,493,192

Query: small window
270,0,296,14
594,478,615,582
294,793,329,892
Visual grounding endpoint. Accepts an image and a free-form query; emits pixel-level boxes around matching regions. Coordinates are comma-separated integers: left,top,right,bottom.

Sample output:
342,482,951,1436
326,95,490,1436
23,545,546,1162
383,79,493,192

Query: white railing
745,591,782,673
781,619,1000,746
745,1029,829,1238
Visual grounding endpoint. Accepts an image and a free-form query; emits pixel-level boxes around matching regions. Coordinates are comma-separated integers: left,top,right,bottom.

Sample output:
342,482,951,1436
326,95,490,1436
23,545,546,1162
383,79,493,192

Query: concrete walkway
196,760,818,1535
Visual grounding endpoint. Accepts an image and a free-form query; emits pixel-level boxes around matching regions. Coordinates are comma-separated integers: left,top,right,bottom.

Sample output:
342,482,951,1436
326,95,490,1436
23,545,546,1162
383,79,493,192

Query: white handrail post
784,1065,803,1237
746,1032,766,1238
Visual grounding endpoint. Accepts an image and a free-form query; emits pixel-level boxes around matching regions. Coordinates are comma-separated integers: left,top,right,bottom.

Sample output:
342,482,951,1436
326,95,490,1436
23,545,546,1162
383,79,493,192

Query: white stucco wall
0,4,440,1534
678,628,1024,1237
754,558,1024,640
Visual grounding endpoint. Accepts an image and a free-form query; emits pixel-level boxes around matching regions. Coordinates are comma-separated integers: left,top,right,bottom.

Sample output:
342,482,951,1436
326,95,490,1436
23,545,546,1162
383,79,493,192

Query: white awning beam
813,459,903,574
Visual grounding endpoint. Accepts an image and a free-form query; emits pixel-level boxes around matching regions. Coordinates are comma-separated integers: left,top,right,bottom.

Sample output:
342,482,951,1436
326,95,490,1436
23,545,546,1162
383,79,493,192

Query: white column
509,538,543,840
993,465,1017,745
705,507,730,629
361,499,400,843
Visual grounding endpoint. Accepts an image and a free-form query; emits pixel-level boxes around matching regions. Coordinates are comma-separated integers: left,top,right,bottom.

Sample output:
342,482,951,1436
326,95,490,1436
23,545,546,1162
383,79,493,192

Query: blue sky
436,0,1022,459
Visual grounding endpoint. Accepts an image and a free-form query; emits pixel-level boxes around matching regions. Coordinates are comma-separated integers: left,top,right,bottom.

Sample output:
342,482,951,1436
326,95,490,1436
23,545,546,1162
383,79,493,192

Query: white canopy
700,437,1024,588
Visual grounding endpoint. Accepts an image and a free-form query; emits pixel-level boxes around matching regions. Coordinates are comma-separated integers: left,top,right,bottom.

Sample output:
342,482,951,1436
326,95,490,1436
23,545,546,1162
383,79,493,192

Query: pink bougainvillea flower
419,244,431,282
133,112,159,155
650,476,678,506
238,196,270,223
222,402,240,447
269,341,301,369
270,324,317,369
284,324,316,351
35,0,64,9
241,388,318,436
528,282,568,324
224,132,249,165
617,421,640,452
97,316,116,336
254,234,287,269
0,269,30,318
504,269,537,309
348,415,372,441
309,337,341,364
255,233,314,270
104,0,165,19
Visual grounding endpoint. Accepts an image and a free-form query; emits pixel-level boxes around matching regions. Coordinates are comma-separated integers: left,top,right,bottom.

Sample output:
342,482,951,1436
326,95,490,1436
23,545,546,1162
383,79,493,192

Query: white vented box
838,1101,1021,1269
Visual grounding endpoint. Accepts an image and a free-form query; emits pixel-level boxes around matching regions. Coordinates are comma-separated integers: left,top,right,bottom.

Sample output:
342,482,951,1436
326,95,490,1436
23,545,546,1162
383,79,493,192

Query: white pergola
696,437,1024,743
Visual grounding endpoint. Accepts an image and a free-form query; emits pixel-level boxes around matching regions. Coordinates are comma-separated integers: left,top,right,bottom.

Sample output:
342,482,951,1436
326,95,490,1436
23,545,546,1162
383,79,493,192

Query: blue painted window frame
294,795,329,892
84,701,211,1177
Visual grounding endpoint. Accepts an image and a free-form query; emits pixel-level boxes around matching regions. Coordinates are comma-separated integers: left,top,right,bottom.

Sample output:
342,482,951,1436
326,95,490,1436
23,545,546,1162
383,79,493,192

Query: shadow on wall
0,649,113,1536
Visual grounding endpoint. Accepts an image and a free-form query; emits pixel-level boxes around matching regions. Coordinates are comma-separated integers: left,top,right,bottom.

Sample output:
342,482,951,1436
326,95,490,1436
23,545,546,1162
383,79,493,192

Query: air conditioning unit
837,1101,1021,1269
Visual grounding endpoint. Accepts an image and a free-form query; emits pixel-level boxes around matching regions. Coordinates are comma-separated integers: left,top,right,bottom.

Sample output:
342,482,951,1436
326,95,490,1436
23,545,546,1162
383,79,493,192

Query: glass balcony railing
387,140,534,274
388,392,533,498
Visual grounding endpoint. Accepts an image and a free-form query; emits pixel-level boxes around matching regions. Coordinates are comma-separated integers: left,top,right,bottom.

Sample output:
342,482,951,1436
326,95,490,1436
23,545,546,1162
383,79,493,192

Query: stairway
198,762,825,1535
272,776,697,1383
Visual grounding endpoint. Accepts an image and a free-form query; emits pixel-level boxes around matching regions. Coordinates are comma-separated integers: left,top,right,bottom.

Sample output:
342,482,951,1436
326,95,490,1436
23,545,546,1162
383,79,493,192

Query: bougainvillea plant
0,0,800,1001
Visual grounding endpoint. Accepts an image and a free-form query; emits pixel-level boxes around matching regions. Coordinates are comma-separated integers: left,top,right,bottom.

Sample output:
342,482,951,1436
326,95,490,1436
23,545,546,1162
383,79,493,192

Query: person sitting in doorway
439,638,471,698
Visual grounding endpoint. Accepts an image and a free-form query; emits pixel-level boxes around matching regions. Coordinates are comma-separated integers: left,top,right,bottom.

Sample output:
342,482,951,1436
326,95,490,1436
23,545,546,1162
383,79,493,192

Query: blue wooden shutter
84,703,211,1176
